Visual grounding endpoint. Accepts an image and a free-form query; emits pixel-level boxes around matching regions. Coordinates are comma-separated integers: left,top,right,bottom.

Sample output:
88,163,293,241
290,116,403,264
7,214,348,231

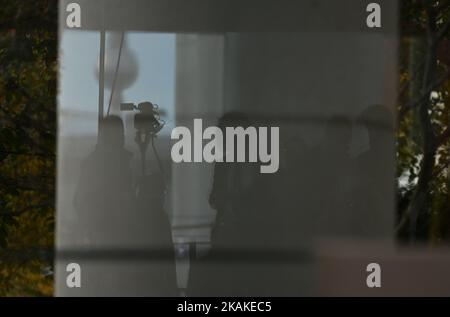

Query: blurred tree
397,0,450,243
0,0,56,296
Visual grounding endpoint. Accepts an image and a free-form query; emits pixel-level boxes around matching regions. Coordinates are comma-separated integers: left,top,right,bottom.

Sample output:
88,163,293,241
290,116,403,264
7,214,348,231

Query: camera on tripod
120,101,164,136
120,101,165,175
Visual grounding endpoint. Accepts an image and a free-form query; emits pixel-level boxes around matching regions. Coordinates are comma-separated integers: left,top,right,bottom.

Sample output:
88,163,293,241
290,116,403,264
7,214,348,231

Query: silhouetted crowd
74,105,393,296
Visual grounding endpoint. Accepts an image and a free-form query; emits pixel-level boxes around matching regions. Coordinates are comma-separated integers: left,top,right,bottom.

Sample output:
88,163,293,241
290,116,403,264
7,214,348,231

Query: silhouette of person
208,112,262,248
73,115,177,296
277,136,312,249
74,115,134,246
352,105,394,238
132,170,177,296
189,112,279,296
315,115,354,237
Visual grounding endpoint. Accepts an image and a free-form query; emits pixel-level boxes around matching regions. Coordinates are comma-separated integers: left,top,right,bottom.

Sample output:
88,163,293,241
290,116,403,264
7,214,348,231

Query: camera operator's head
97,115,125,149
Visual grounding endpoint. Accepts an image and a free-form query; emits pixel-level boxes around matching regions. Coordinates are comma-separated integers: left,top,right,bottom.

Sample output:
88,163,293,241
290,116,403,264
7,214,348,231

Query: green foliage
0,0,56,296
397,0,450,242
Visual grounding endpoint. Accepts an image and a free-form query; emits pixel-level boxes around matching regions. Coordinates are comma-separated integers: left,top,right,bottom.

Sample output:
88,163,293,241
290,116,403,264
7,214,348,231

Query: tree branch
435,17,450,44
399,70,450,119
407,2,440,242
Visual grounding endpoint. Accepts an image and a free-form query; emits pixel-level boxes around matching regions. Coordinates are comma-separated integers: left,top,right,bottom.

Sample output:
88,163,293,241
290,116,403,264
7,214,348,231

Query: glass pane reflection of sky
59,31,176,136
